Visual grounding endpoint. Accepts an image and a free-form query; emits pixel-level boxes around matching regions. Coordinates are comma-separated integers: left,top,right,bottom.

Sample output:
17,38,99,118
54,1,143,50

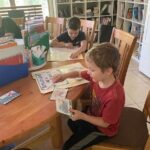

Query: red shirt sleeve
80,70,92,81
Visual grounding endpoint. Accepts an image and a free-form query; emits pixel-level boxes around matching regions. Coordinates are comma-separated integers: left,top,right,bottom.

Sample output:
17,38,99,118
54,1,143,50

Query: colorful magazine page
56,98,72,116
50,88,68,101
0,90,21,104
31,63,88,94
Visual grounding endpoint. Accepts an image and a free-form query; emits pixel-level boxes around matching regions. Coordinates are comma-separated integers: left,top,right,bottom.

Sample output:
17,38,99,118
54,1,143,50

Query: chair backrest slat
110,28,137,85
80,19,96,50
45,16,66,39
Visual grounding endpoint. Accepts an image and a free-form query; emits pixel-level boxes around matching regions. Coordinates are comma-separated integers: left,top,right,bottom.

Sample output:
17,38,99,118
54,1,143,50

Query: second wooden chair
45,16,66,39
80,19,96,50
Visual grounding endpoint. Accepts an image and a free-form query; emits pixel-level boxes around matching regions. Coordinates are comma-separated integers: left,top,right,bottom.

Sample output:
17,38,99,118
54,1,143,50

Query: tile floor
124,58,150,110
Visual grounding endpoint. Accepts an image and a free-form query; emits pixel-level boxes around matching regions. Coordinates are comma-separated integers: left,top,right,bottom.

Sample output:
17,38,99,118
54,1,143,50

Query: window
15,0,49,18
0,0,10,7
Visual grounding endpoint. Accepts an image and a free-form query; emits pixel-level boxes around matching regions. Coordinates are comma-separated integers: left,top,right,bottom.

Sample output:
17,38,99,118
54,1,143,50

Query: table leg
51,114,63,149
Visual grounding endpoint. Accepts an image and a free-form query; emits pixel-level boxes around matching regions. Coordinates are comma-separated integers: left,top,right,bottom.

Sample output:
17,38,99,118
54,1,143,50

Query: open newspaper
31,63,88,94
47,47,83,61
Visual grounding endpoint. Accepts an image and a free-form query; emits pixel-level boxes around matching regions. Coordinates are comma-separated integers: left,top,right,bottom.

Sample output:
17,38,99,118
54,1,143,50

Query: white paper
47,47,83,61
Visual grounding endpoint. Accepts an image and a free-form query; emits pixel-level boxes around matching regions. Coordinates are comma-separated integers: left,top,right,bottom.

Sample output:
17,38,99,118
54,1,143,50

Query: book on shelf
131,24,141,38
120,3,125,17
126,8,133,19
100,17,112,25
138,5,144,21
101,3,111,15
133,7,138,20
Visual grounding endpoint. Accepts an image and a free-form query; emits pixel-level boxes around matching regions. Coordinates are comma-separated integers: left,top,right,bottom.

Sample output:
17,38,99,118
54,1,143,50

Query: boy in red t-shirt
52,42,125,150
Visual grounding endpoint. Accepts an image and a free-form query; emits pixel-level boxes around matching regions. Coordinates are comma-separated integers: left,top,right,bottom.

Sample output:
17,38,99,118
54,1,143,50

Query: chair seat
92,107,149,150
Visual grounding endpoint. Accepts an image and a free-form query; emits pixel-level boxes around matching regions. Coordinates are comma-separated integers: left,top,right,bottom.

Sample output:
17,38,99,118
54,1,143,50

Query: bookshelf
116,0,148,61
54,0,117,41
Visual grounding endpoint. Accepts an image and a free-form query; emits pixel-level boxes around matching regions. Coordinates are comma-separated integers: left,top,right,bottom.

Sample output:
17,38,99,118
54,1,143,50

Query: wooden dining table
0,59,87,148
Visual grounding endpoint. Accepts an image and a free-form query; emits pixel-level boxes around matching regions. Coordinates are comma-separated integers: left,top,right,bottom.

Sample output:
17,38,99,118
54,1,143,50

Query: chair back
45,16,66,39
110,28,137,85
80,19,96,50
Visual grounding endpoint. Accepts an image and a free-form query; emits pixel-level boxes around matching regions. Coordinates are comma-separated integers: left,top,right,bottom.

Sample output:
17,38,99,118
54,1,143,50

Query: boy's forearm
51,39,65,47
74,40,87,55
63,71,80,79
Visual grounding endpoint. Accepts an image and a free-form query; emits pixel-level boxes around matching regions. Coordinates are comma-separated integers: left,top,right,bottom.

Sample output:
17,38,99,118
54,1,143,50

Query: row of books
126,6,144,21
120,3,144,21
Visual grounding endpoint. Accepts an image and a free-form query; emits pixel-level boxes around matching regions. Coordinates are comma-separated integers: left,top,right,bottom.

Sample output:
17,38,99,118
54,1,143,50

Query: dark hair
68,17,81,30
86,42,120,73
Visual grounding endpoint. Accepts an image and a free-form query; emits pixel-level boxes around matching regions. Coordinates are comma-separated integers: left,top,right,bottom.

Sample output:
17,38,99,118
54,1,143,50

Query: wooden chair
144,136,150,150
80,19,96,50
80,28,137,109
110,27,137,86
45,16,66,39
85,90,150,150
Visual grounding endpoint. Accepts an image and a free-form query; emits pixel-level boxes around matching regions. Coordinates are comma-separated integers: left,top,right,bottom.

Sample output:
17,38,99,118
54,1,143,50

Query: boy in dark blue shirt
51,17,87,59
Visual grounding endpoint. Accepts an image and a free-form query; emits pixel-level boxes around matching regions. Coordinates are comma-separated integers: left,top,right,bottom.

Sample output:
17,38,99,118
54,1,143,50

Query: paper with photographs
50,88,68,101
31,63,88,94
56,98,72,116
47,47,83,61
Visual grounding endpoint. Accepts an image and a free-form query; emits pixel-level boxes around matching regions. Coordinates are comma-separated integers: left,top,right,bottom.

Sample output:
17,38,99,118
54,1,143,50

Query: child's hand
70,108,85,121
52,74,64,83
70,51,79,59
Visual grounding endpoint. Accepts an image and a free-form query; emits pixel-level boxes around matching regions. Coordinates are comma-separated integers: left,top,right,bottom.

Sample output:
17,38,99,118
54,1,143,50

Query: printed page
50,88,68,101
31,63,88,94
47,47,83,61
56,98,72,116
